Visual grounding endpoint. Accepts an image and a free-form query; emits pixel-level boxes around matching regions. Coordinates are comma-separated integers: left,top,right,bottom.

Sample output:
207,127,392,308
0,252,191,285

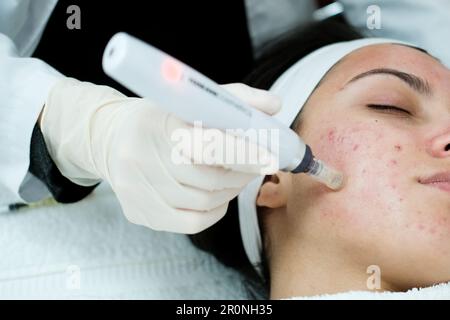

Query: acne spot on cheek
389,159,398,166
437,218,450,234
412,216,449,239
327,129,336,142
353,144,359,151
394,145,402,152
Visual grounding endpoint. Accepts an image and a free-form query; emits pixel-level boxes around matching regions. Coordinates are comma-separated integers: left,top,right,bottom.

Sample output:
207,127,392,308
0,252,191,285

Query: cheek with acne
409,216,450,247
311,125,410,216
313,124,388,173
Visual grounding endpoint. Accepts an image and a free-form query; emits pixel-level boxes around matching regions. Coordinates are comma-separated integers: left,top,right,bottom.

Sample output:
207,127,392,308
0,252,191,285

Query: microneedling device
102,32,344,190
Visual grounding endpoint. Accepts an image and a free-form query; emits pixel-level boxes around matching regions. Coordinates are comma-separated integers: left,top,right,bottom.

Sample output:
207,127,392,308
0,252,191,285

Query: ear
256,171,291,208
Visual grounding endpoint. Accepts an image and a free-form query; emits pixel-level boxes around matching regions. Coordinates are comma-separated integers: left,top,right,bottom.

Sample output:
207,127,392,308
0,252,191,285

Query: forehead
323,44,450,89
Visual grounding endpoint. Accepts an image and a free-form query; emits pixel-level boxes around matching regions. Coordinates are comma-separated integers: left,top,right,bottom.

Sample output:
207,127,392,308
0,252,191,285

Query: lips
419,172,450,193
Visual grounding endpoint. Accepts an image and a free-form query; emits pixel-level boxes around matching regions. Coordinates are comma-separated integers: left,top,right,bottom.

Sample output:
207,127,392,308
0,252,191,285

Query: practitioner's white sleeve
0,33,63,205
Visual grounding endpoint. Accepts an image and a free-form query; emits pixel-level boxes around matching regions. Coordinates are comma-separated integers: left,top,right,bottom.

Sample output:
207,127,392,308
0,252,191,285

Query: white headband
238,38,413,277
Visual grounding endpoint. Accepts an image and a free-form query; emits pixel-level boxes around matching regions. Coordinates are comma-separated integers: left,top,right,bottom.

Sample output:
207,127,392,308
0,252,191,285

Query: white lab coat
0,0,61,206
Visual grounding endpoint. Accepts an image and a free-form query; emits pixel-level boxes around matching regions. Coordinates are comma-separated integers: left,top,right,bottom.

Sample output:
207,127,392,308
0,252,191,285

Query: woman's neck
268,238,399,299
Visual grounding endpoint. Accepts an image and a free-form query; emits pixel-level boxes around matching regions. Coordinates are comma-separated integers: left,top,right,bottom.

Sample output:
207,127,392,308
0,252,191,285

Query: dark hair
187,15,363,299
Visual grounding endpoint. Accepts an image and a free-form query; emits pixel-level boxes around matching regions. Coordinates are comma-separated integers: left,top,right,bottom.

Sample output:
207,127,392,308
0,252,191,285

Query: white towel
288,282,450,300
0,183,249,299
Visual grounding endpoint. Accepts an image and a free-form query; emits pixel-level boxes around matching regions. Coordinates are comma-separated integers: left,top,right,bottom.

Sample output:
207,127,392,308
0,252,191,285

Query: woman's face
283,44,450,288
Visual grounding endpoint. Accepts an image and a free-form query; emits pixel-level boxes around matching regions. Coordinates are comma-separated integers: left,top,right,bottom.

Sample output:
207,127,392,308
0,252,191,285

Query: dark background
33,0,255,96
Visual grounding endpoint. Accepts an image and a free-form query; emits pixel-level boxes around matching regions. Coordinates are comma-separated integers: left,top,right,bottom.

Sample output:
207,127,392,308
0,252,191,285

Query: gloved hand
40,78,281,234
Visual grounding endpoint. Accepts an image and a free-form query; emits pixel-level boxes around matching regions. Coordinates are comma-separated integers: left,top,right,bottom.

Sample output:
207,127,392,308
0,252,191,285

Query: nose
427,129,450,158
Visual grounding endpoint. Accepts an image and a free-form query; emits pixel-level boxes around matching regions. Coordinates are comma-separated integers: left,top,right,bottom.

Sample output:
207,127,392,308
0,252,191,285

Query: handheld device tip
306,158,344,191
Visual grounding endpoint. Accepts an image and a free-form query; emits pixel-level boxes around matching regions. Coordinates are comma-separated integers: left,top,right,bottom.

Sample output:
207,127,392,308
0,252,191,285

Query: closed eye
366,104,412,116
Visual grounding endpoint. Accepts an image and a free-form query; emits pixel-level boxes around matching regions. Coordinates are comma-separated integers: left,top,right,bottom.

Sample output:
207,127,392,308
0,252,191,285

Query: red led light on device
162,58,183,82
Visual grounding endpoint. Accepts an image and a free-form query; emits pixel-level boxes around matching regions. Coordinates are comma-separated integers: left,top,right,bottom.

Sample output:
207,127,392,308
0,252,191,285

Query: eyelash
366,104,412,116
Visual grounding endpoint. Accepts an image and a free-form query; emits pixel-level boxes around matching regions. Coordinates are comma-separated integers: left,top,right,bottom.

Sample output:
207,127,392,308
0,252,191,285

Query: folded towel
288,282,450,300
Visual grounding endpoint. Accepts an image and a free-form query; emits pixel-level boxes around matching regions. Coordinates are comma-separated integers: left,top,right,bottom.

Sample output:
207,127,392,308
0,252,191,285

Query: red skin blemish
394,145,402,152
418,224,425,231
327,130,336,142
390,159,398,166
438,217,448,226
353,144,359,151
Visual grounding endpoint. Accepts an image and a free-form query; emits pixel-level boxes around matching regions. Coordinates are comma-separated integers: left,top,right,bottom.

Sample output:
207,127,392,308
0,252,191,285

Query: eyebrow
345,68,432,96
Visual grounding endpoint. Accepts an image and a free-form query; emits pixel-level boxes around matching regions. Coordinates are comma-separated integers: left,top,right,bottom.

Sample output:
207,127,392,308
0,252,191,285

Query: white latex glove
40,78,281,234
